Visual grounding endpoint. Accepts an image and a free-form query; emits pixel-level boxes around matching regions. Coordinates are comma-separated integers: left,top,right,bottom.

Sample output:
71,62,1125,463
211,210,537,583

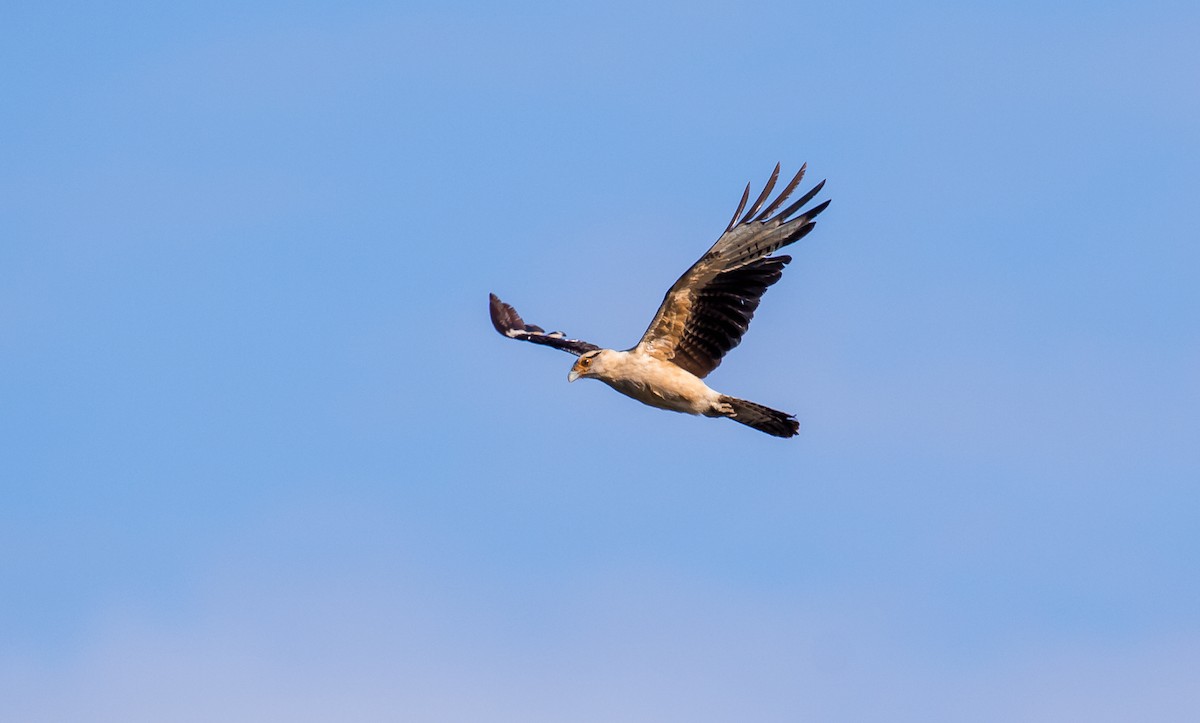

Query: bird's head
567,350,605,382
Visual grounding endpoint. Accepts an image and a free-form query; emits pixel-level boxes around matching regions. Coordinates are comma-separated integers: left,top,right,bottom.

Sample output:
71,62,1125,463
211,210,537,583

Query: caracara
489,164,829,438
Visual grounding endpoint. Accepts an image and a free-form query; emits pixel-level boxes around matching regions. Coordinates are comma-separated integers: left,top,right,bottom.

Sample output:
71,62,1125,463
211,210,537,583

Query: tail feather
718,395,799,438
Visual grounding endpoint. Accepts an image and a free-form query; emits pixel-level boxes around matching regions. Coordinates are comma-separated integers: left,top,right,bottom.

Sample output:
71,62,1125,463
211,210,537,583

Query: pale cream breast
592,350,719,415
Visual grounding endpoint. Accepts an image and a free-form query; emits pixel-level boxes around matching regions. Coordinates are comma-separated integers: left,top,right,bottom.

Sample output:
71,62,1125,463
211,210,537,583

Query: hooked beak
567,366,581,383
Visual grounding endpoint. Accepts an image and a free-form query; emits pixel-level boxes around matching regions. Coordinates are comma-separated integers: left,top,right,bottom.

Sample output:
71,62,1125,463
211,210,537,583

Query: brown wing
635,164,829,378
489,293,601,357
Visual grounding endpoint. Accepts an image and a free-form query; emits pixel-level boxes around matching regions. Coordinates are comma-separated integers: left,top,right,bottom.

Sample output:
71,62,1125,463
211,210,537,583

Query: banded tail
718,395,800,438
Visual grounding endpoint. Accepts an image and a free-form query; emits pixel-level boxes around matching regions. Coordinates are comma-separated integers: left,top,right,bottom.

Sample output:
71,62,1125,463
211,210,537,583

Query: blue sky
3,1,1198,720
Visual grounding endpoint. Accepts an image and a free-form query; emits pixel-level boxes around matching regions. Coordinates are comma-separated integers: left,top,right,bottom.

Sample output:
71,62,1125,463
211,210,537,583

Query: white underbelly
600,361,717,415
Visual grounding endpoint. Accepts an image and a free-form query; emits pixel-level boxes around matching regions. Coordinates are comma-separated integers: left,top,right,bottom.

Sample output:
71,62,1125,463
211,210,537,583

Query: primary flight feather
489,164,829,438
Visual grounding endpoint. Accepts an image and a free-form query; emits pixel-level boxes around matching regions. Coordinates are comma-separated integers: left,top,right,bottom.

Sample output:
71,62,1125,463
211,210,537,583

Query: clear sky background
3,1,1198,720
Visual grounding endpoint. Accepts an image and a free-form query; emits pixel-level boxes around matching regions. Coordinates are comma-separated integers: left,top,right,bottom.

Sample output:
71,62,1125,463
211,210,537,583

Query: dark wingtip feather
776,180,829,223
725,182,751,233
782,220,818,247
806,197,831,220
754,164,808,223
739,163,781,225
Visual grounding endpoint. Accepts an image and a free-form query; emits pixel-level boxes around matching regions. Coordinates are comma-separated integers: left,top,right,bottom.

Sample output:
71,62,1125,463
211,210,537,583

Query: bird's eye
580,356,591,367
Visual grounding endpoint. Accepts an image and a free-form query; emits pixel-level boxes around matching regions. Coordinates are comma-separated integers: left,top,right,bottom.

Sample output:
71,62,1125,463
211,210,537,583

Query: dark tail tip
719,396,799,438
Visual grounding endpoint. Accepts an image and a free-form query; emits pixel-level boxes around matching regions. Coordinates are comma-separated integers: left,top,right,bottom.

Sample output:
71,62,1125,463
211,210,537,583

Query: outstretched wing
489,293,601,357
636,164,830,378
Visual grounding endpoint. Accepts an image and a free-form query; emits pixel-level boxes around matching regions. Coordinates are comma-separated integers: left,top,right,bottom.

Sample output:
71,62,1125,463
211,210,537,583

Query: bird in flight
489,164,829,438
